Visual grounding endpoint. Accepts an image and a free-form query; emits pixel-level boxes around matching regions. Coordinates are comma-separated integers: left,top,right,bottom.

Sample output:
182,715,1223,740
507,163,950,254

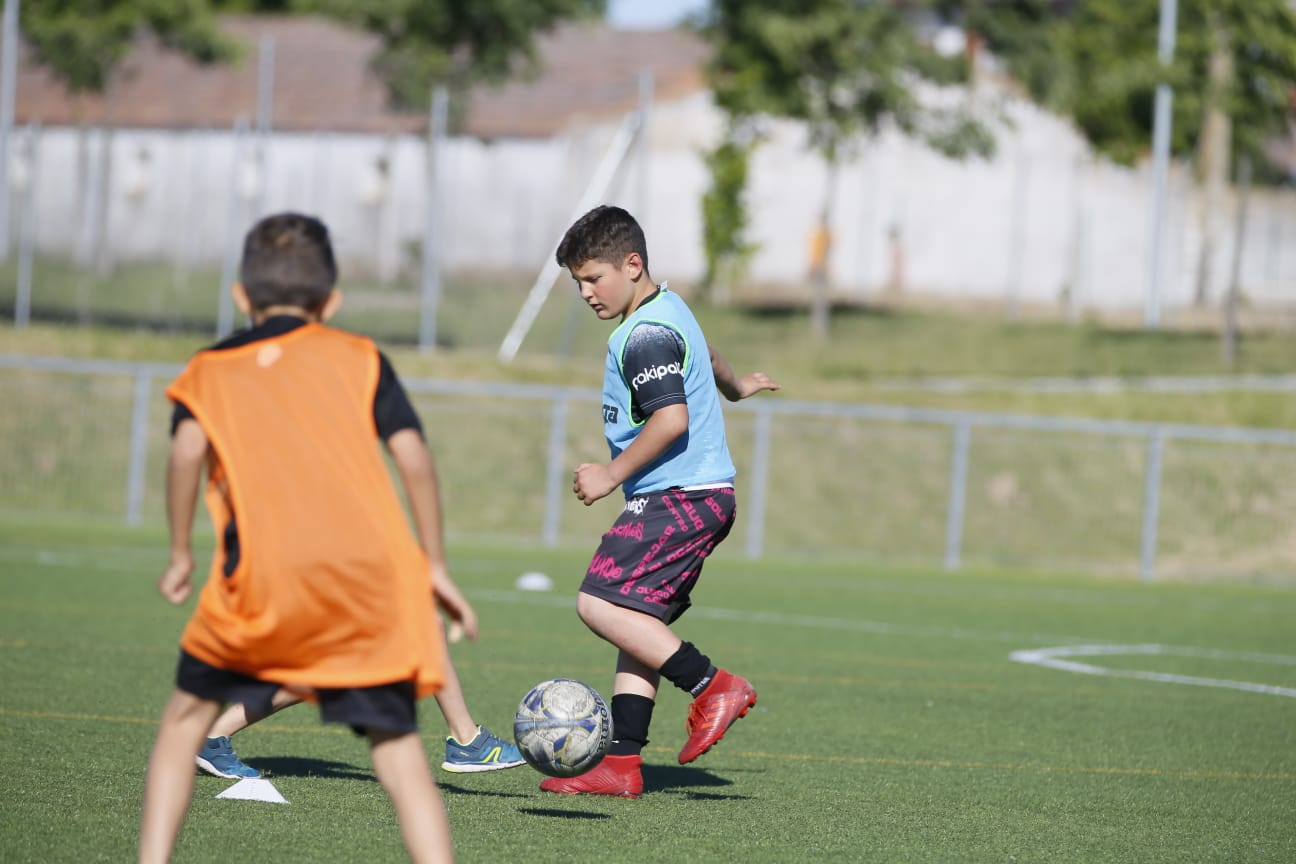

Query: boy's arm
386,428,478,642
159,418,208,605
709,344,781,402
574,403,688,506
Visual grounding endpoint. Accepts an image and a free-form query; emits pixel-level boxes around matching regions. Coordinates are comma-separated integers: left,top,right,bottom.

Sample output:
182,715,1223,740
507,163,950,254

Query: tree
699,124,757,304
698,0,994,338
265,0,605,111
20,1,237,275
19,0,604,274
22,0,234,93
970,0,1296,306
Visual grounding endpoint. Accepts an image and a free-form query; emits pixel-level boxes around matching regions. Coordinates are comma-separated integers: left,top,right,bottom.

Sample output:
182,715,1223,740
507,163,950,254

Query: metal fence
3,352,1295,584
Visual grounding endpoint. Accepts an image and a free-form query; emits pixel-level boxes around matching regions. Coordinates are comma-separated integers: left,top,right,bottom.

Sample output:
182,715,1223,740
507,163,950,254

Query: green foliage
699,0,993,160
22,0,237,93
278,0,605,109
699,126,758,299
971,0,1296,174
23,0,606,112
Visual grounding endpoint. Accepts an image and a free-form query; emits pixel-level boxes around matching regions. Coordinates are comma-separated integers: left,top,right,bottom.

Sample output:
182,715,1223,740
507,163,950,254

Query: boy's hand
573,463,616,506
158,552,195,605
735,371,781,400
432,566,479,642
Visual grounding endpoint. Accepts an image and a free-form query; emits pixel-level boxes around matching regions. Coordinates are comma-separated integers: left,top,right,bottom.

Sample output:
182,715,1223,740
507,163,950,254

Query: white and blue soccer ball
513,678,612,778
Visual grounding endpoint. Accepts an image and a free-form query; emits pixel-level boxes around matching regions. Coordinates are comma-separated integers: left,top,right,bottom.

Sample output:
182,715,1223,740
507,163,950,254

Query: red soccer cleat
539,754,643,798
678,669,757,764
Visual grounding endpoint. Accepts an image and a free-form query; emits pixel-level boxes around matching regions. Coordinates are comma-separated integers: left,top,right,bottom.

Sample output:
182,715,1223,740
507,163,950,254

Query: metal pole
125,372,153,526
541,395,569,547
1006,147,1028,319
744,405,773,560
0,0,18,262
253,33,275,219
1221,156,1251,366
13,122,36,326
943,421,971,571
499,112,641,362
636,69,653,224
419,86,448,351
1144,0,1179,330
1139,428,1165,583
216,118,249,338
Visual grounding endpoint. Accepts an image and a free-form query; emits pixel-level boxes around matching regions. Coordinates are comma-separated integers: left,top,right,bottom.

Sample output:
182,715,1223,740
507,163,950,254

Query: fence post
216,118,250,338
541,394,569,547
1139,428,1165,583
744,404,773,560
944,420,971,571
14,123,37,327
125,371,153,526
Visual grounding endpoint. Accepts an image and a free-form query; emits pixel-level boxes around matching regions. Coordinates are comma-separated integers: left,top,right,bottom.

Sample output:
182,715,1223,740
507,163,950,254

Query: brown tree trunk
1193,16,1233,307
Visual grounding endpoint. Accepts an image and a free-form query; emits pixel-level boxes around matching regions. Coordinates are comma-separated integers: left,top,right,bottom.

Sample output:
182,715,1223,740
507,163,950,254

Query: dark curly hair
555,205,649,275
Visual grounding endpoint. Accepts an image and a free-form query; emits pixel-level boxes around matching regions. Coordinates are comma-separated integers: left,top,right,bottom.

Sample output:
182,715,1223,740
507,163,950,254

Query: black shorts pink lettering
580,487,737,623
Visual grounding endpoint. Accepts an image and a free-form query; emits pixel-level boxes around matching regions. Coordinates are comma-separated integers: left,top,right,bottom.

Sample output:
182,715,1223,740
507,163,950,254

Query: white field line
12,545,1296,698
1010,644,1296,698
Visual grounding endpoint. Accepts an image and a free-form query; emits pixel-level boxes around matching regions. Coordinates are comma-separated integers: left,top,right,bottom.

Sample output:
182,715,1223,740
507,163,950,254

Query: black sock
659,641,717,697
608,694,654,757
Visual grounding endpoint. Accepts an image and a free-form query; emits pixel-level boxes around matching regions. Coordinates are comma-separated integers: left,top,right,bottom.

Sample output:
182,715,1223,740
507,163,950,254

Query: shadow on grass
245,756,375,781
518,808,613,820
645,763,755,800
440,781,531,799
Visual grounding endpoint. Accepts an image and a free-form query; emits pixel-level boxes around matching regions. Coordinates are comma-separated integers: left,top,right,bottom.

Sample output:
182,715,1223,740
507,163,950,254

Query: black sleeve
374,351,424,441
621,323,687,419
170,400,195,436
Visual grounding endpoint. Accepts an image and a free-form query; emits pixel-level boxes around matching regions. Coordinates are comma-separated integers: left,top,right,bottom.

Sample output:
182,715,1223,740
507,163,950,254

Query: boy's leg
539,646,653,798
368,729,454,864
432,654,478,745
198,688,303,779
139,690,223,864
434,642,524,773
208,687,302,738
576,592,681,668
576,592,755,765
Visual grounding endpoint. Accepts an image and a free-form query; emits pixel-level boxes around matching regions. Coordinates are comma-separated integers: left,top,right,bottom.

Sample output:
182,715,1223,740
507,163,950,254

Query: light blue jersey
601,286,736,497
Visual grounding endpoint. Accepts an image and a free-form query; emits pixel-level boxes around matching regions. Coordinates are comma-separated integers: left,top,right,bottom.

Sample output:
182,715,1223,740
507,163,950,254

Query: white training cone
216,778,288,804
515,571,553,592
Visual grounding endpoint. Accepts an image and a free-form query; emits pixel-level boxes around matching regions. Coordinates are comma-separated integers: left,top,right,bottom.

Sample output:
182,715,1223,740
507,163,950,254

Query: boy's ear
320,289,343,322
623,252,645,281
231,282,252,317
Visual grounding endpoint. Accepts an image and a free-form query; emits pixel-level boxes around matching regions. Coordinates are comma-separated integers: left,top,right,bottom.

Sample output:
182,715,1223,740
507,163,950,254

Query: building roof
14,15,710,138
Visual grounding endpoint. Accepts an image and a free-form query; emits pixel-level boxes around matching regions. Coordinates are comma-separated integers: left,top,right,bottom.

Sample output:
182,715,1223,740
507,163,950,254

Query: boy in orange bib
139,213,455,863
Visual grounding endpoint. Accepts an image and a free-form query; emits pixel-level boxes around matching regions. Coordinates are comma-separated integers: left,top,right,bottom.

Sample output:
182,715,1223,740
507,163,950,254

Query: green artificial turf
1,520,1293,862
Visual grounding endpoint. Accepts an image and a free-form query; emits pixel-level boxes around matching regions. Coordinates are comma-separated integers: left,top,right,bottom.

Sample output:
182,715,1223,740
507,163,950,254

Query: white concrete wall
11,89,1296,313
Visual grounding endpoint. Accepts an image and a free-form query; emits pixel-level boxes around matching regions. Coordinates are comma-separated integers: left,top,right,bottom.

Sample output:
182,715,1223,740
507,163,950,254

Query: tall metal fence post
1139,428,1165,583
744,404,773,560
14,122,37,327
216,118,250,338
125,371,153,526
419,86,448,351
944,421,971,571
541,393,569,547
0,0,19,263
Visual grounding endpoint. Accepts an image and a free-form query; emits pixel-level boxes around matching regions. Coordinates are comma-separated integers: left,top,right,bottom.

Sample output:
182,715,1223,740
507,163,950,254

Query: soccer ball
512,678,612,778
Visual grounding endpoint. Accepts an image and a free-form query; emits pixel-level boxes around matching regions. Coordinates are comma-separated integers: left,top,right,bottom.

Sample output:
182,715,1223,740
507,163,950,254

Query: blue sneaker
196,736,261,779
441,726,525,773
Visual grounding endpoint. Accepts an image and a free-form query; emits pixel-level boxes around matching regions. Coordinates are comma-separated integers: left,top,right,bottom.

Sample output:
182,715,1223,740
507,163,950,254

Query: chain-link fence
4,354,1294,584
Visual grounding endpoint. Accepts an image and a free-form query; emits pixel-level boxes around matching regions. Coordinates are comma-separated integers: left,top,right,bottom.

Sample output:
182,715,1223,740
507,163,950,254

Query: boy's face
569,253,647,321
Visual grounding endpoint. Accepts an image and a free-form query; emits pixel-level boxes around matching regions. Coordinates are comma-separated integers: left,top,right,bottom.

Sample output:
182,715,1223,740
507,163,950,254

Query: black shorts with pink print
578,486,737,623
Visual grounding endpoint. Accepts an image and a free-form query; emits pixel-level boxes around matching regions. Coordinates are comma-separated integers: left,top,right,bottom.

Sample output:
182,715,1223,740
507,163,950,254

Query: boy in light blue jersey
541,205,780,798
